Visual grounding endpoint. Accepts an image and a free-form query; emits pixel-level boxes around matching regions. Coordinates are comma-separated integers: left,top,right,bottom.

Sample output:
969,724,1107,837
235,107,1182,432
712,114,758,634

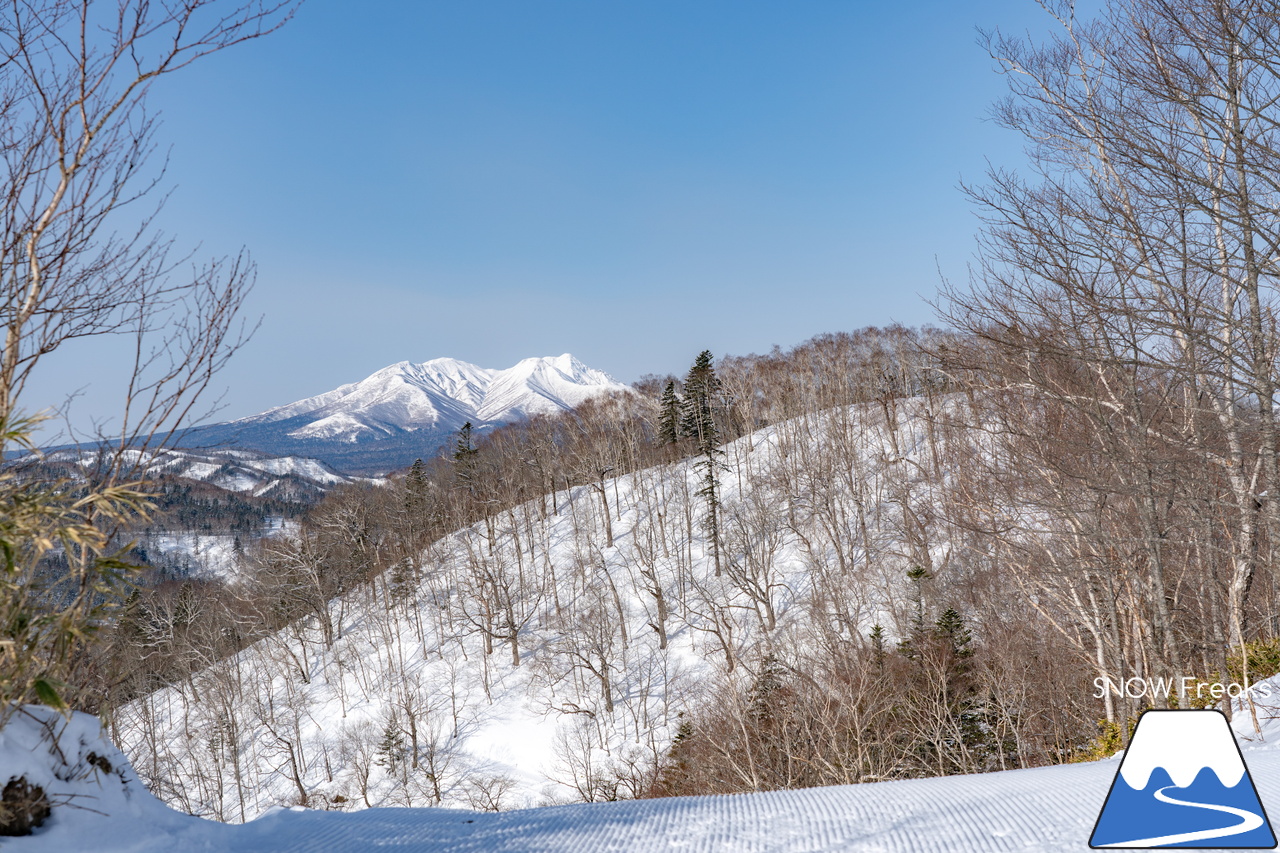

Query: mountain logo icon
1090,709,1276,848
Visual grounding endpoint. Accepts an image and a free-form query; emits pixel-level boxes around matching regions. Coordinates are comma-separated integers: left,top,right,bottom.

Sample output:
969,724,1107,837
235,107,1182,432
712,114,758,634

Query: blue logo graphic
1091,709,1276,848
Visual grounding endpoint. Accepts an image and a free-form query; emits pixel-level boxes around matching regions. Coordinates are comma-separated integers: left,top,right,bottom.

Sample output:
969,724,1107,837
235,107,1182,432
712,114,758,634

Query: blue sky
34,0,1057,430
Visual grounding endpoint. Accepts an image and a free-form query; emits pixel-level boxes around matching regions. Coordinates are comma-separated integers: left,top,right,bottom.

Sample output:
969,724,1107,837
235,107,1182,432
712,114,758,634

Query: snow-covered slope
139,518,298,583
176,354,629,474
112,398,944,822
11,690,1280,852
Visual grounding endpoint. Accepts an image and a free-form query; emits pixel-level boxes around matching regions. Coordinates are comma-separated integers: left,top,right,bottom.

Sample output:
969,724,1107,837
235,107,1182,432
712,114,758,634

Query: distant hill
173,354,631,474
40,445,368,502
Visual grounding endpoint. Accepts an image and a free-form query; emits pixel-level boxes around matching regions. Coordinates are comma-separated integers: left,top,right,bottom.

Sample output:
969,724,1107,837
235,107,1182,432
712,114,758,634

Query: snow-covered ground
111,399,935,820
140,517,298,582
8,689,1280,851
12,392,1280,849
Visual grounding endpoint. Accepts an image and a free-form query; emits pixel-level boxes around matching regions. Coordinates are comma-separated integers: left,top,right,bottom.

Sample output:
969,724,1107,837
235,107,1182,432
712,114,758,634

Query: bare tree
0,0,301,714
0,0,299,456
940,0,1280,725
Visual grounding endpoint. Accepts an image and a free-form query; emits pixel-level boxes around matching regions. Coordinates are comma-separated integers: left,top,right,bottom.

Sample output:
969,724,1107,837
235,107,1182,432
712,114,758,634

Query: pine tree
453,422,479,487
933,608,973,670
745,653,794,788
376,718,409,784
898,566,933,659
678,351,726,574
679,350,721,450
748,653,788,728
654,717,698,797
900,605,995,774
870,624,886,676
657,381,681,445
930,608,993,768
907,565,931,631
405,458,428,509
389,557,416,604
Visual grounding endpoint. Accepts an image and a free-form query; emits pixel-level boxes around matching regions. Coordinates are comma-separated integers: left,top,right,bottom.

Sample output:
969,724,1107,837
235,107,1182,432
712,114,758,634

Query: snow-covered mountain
41,445,367,501
179,354,630,474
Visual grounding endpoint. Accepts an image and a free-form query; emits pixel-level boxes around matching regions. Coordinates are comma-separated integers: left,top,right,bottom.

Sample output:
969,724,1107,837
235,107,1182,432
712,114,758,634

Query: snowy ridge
475,354,620,422
168,354,628,473
41,446,368,498
236,354,628,444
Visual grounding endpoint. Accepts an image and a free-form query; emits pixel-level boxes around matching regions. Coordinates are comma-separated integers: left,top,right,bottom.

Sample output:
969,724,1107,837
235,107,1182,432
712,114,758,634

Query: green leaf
33,678,68,711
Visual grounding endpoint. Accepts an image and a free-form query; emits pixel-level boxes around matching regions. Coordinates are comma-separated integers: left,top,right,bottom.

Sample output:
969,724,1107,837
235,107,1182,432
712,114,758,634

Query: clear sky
32,0,1059,432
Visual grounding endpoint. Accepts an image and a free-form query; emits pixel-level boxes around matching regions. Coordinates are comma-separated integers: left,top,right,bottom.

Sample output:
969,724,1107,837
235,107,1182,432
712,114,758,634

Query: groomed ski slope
9,696,1280,852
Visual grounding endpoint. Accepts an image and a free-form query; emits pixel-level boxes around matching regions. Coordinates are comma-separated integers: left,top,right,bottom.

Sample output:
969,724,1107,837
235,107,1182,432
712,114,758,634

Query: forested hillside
103,316,1280,820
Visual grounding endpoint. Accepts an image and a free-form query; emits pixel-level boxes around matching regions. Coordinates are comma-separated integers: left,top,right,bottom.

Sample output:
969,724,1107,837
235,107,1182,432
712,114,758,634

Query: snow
288,412,387,442
106,397,977,822
236,354,630,444
45,446,361,494
475,354,623,422
0,706,225,852
10,686,1280,851
143,519,298,582
15,389,1280,848
143,531,243,580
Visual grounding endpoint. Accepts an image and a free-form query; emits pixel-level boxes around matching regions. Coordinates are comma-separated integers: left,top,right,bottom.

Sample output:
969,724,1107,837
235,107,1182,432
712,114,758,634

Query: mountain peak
201,355,630,471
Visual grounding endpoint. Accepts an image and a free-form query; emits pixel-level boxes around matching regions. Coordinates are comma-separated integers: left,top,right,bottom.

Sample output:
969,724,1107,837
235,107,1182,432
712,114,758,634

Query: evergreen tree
657,381,681,445
900,606,996,774
679,350,721,450
907,565,931,632
745,653,795,787
933,608,974,670
389,557,416,604
654,717,698,797
405,458,428,509
748,653,789,728
375,718,409,784
898,566,933,659
869,624,886,676
678,351,727,574
453,422,479,486
930,608,995,768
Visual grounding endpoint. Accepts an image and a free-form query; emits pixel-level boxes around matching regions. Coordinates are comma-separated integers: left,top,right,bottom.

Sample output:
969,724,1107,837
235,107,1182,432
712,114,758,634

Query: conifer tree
375,718,409,785
405,458,429,514
898,566,933,659
657,381,681,446
679,351,726,574
933,608,973,669
901,606,993,774
870,624,886,676
452,423,479,486
679,350,721,448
